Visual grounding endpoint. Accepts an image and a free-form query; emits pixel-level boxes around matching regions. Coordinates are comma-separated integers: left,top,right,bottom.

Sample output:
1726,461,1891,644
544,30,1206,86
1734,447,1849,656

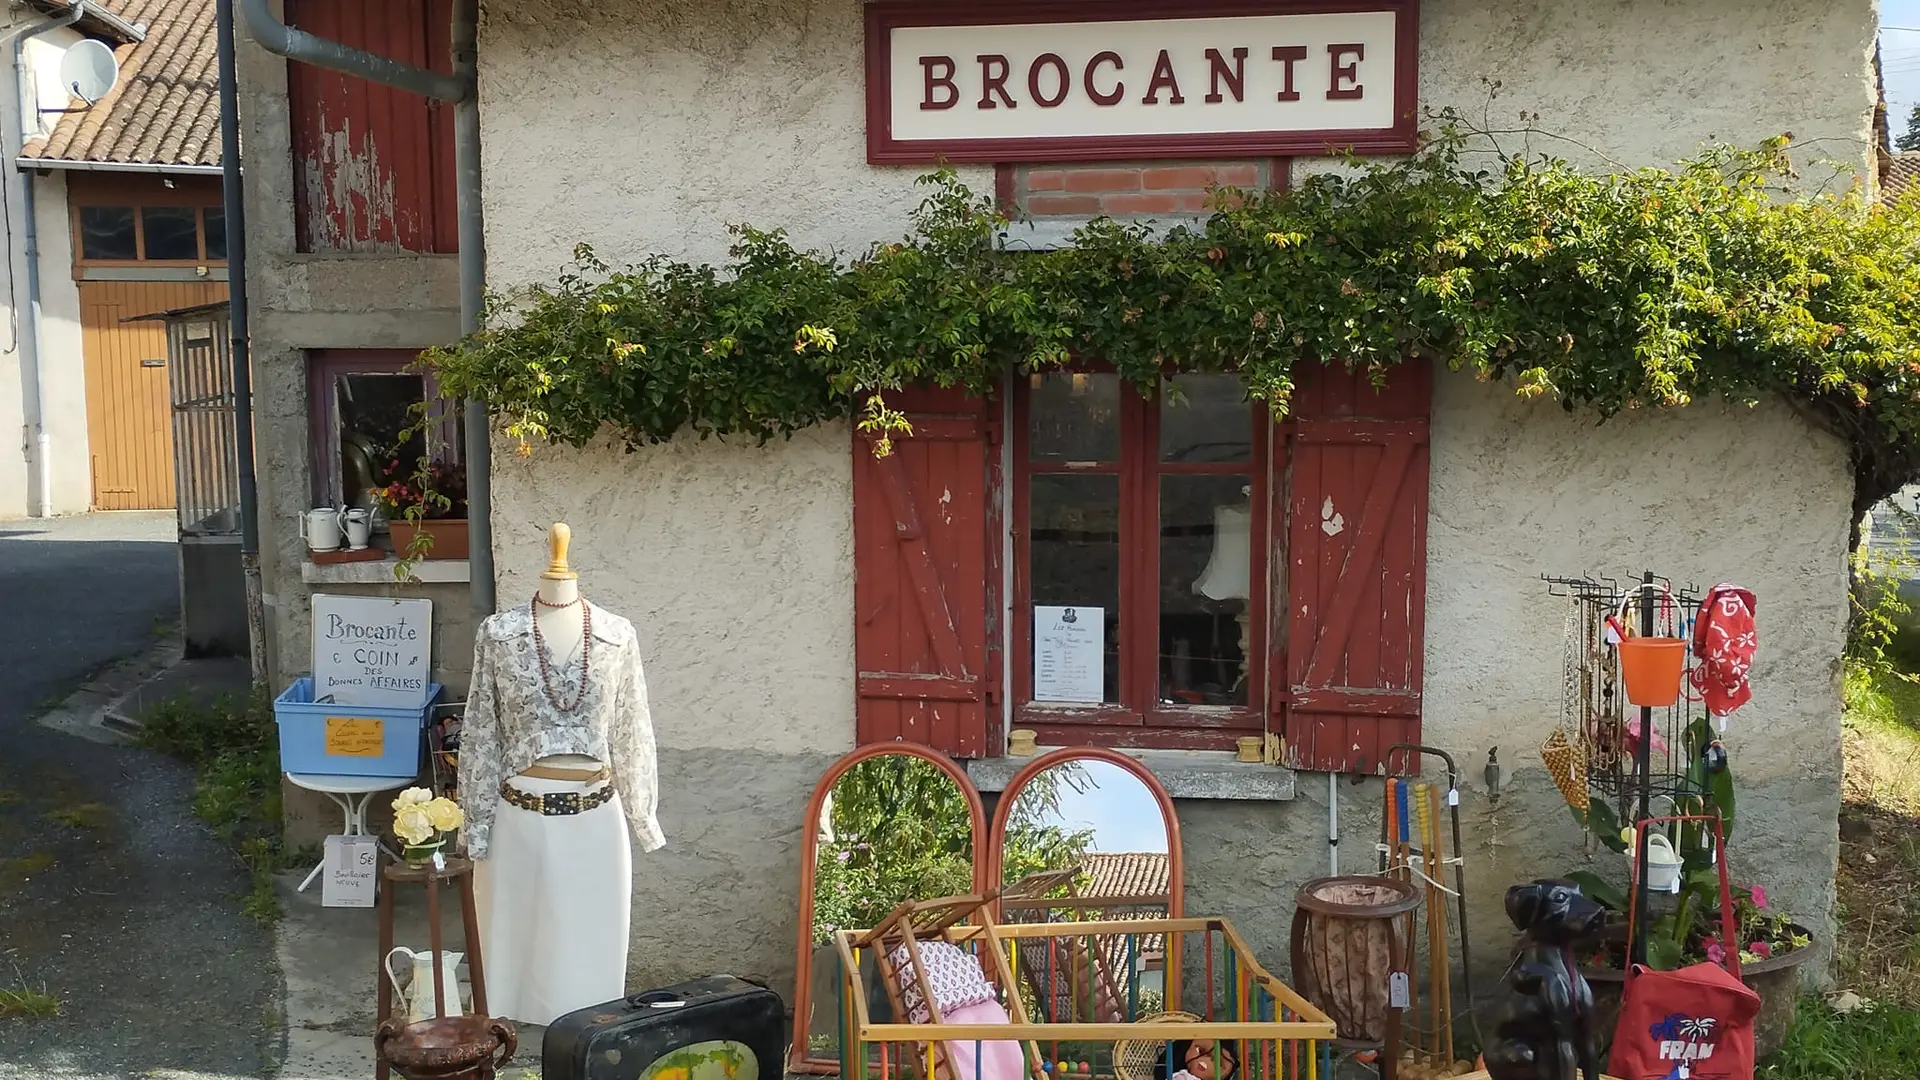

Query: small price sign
322,834,378,907
324,717,385,758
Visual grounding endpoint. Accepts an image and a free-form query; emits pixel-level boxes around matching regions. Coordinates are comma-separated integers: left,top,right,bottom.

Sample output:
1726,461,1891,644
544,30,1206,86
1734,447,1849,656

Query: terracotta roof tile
23,0,220,169
1884,151,1920,205
1079,851,1171,902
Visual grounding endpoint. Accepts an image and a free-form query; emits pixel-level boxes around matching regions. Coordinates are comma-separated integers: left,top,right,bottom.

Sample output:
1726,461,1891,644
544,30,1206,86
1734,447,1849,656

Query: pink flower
1749,885,1769,909
1705,940,1727,964
1749,941,1773,959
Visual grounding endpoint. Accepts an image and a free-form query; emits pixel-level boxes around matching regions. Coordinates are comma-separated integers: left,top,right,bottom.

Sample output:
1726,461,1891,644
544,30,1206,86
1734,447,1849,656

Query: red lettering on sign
1142,48,1185,105
1028,52,1070,107
1327,43,1364,100
1271,45,1308,101
1084,50,1124,106
920,55,958,110
1204,47,1248,103
978,54,1016,108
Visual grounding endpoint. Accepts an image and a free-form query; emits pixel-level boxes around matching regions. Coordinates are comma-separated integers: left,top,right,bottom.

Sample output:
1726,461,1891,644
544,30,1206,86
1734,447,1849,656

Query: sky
1886,4,1920,131
1044,759,1171,853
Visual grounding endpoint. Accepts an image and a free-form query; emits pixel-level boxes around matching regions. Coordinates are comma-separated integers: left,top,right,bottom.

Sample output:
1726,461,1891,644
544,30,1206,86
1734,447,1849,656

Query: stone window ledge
968,748,1295,802
995,215,1211,253
300,558,470,585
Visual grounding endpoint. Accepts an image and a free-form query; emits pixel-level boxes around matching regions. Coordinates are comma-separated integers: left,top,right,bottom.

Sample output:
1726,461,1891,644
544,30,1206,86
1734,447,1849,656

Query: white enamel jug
302,507,345,552
384,947,465,1023
341,507,373,550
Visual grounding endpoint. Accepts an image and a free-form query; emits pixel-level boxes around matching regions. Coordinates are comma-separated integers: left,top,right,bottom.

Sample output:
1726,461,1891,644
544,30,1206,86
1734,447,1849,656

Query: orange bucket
1619,636,1687,707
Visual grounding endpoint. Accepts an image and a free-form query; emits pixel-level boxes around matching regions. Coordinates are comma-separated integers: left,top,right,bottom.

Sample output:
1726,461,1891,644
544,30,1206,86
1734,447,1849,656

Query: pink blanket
939,999,1027,1080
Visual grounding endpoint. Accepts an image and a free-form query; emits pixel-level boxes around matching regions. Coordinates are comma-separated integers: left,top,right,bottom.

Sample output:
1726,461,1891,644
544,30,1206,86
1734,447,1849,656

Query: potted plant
371,458,469,562
391,786,465,867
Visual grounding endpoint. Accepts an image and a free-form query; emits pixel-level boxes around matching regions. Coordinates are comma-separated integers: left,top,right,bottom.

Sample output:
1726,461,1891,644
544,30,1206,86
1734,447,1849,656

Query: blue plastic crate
274,678,441,779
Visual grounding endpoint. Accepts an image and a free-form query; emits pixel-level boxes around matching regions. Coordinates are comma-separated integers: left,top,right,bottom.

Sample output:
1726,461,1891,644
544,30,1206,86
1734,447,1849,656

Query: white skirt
473,773,632,1025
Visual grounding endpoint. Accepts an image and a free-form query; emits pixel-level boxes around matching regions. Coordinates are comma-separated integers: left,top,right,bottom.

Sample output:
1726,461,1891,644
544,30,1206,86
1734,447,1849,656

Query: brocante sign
864,0,1419,164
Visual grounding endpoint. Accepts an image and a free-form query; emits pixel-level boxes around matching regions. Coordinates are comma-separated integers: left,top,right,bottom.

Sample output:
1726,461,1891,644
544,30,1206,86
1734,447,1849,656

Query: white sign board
312,594,433,707
866,0,1417,163
322,834,378,908
1034,605,1105,703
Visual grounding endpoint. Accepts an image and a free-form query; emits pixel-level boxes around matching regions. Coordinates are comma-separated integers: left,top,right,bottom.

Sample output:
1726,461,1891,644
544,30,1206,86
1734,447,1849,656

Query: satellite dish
59,40,118,105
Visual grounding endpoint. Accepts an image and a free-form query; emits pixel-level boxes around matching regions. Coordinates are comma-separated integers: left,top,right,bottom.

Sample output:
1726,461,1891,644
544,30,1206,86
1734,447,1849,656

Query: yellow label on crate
324,717,385,757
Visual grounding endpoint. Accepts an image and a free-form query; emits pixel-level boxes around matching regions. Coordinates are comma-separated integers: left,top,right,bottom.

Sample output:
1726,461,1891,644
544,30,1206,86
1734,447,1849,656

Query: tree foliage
423,123,1920,519
1899,103,1920,153
810,755,1092,943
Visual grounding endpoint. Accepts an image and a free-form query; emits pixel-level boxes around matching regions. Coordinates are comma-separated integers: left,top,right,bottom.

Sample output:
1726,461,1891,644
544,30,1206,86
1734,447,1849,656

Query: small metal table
284,772,409,892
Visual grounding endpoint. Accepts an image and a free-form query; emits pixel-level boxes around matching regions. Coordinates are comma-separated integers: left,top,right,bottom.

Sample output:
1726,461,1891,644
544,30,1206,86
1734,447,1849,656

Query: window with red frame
307,350,462,513
1013,372,1268,747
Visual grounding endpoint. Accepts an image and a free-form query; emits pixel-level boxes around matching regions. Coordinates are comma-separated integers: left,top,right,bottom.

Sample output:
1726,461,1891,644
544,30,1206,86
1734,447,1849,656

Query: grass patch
136,689,290,923
1761,999,1920,1079
0,986,59,1020
0,851,56,890
46,802,112,830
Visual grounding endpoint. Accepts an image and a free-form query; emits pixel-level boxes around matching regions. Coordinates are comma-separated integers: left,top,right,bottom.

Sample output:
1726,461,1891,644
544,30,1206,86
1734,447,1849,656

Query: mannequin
461,522,665,1026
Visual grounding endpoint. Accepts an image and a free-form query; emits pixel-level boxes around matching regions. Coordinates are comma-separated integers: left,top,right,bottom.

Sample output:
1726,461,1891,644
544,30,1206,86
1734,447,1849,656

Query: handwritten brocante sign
864,0,1419,164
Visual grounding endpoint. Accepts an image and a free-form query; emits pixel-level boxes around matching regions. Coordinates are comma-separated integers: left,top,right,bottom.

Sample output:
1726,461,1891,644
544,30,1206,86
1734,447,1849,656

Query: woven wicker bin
1288,876,1423,1045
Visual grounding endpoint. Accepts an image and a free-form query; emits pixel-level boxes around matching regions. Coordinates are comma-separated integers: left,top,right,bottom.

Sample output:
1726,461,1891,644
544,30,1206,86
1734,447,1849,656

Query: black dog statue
1482,880,1607,1080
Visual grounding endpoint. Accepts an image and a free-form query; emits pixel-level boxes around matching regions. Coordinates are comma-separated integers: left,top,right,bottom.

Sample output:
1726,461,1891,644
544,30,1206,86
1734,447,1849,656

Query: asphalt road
0,513,279,1079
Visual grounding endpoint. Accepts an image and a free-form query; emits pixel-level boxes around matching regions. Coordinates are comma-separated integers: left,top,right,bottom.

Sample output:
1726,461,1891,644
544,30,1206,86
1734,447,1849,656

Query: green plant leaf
1566,870,1629,912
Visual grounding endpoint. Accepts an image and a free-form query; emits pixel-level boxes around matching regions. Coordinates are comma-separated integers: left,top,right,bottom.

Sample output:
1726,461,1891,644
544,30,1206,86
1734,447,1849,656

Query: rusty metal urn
375,1014,517,1080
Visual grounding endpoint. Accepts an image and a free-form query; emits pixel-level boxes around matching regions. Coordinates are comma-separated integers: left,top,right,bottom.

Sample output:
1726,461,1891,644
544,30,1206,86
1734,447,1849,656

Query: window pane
79,206,136,260
1028,372,1120,462
1160,473,1253,706
1029,473,1121,703
142,206,200,260
203,206,227,260
1161,374,1252,463
337,373,427,510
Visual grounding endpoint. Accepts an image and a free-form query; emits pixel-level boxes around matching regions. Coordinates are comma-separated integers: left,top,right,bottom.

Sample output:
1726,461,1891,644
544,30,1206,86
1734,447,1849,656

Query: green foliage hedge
423,130,1920,513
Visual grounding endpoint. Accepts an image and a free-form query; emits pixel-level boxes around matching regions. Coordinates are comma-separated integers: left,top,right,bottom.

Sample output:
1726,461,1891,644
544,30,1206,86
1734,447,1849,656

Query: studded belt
499,782,614,816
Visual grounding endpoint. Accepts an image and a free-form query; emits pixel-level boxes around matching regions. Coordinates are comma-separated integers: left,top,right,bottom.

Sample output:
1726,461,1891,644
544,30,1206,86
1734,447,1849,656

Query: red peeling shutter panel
853,386,1002,758
1279,360,1431,775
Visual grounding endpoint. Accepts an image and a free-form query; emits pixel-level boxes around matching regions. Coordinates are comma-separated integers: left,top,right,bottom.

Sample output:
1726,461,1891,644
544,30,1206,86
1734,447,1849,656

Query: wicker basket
1540,728,1590,812
1112,1012,1203,1080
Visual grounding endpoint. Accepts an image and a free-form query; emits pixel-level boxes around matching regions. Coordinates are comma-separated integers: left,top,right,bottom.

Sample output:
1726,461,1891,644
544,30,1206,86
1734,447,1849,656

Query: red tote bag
1608,816,1761,1080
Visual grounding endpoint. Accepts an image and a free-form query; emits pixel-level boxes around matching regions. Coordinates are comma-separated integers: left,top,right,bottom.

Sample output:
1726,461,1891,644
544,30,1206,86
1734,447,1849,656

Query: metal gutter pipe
215,0,265,677
451,0,492,613
237,0,495,618
9,1,86,517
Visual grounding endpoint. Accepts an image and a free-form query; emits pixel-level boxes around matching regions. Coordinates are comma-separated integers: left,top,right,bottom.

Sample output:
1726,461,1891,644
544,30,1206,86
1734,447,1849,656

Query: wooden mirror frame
789,743,990,1075
984,746,1185,1012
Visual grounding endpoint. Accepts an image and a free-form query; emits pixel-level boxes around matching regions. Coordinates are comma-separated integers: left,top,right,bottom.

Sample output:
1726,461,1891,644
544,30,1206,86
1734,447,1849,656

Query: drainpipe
237,0,494,617
215,0,266,678
6,1,87,516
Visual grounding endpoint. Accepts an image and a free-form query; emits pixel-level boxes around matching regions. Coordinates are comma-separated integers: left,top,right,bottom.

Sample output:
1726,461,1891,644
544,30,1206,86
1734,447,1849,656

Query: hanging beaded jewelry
531,592,591,712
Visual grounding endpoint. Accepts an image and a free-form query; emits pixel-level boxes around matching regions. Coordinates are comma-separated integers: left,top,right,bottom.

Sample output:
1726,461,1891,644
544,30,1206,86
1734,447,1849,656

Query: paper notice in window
1034,606,1104,703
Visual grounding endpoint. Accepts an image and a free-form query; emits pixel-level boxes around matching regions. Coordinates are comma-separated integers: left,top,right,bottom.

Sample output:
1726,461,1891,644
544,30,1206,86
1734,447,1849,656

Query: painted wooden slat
853,386,1001,758
1279,360,1432,774
80,280,227,510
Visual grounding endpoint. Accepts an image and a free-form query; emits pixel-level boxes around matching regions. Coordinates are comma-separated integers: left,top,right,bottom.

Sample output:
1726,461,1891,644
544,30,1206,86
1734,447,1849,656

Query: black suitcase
543,975,786,1080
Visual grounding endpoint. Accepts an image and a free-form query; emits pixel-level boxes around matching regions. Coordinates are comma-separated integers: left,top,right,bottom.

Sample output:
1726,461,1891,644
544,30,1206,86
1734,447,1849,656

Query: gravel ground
0,513,280,1079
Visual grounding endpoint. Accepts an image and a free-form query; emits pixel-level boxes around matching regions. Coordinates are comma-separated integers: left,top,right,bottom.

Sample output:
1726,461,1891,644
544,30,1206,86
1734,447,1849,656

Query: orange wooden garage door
80,280,227,510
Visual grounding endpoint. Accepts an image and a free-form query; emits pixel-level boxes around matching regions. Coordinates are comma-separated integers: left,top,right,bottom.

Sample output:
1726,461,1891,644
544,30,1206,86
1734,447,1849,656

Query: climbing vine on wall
420,125,1920,517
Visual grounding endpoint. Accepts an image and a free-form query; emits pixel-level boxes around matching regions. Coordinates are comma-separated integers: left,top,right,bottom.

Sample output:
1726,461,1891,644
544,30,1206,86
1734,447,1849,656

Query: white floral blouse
458,600,665,859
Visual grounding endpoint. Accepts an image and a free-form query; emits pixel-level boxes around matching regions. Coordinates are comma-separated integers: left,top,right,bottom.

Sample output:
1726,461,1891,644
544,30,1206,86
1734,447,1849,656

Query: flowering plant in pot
392,786,464,866
370,458,470,569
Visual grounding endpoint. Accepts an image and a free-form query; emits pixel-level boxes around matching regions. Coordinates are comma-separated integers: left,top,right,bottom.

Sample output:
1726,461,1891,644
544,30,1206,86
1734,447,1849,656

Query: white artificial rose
394,787,433,811
394,805,436,846
425,799,464,833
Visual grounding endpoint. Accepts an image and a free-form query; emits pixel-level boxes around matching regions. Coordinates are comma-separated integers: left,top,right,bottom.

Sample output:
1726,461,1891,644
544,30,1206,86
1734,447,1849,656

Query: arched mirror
789,745,988,1074
987,748,1184,1025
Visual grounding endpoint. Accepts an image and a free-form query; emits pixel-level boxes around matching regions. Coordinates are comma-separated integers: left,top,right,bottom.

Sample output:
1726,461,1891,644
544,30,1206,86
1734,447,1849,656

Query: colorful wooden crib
832,896,1338,1080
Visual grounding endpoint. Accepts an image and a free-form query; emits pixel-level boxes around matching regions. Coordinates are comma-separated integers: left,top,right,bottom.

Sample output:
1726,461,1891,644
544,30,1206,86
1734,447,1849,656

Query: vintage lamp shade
1194,505,1252,601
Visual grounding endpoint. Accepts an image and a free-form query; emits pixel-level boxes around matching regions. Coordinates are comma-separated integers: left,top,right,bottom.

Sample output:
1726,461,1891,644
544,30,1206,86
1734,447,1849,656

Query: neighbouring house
237,0,1876,1003
0,0,228,519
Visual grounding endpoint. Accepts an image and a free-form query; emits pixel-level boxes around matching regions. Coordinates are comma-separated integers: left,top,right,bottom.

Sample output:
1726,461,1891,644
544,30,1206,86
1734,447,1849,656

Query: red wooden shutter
1277,360,1432,774
853,386,1002,758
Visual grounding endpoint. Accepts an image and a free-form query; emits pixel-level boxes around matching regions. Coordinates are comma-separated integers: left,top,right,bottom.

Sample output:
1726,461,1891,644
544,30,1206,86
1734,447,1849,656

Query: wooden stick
1430,783,1455,1061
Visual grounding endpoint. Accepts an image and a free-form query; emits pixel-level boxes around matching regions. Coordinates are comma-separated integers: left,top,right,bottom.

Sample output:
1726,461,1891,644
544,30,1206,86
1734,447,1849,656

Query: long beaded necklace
530,592,592,712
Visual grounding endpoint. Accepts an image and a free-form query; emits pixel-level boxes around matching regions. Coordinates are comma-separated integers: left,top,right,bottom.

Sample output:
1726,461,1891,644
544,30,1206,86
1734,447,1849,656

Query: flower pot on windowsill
390,519,470,561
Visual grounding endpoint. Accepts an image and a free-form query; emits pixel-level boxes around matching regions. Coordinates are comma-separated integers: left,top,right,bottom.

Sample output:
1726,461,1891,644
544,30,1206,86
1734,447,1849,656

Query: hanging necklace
530,593,592,712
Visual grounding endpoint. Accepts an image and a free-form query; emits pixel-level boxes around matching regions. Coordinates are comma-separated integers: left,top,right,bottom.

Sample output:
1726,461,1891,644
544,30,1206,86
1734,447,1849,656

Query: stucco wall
473,0,1865,999
35,172,89,516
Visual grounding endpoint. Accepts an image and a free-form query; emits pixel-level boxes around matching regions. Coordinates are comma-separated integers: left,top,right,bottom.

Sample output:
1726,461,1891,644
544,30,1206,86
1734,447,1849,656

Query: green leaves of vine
421,130,1920,509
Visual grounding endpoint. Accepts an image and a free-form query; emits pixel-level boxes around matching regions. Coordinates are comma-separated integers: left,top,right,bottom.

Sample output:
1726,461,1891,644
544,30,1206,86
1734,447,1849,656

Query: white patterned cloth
890,940,997,1024
459,601,665,859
